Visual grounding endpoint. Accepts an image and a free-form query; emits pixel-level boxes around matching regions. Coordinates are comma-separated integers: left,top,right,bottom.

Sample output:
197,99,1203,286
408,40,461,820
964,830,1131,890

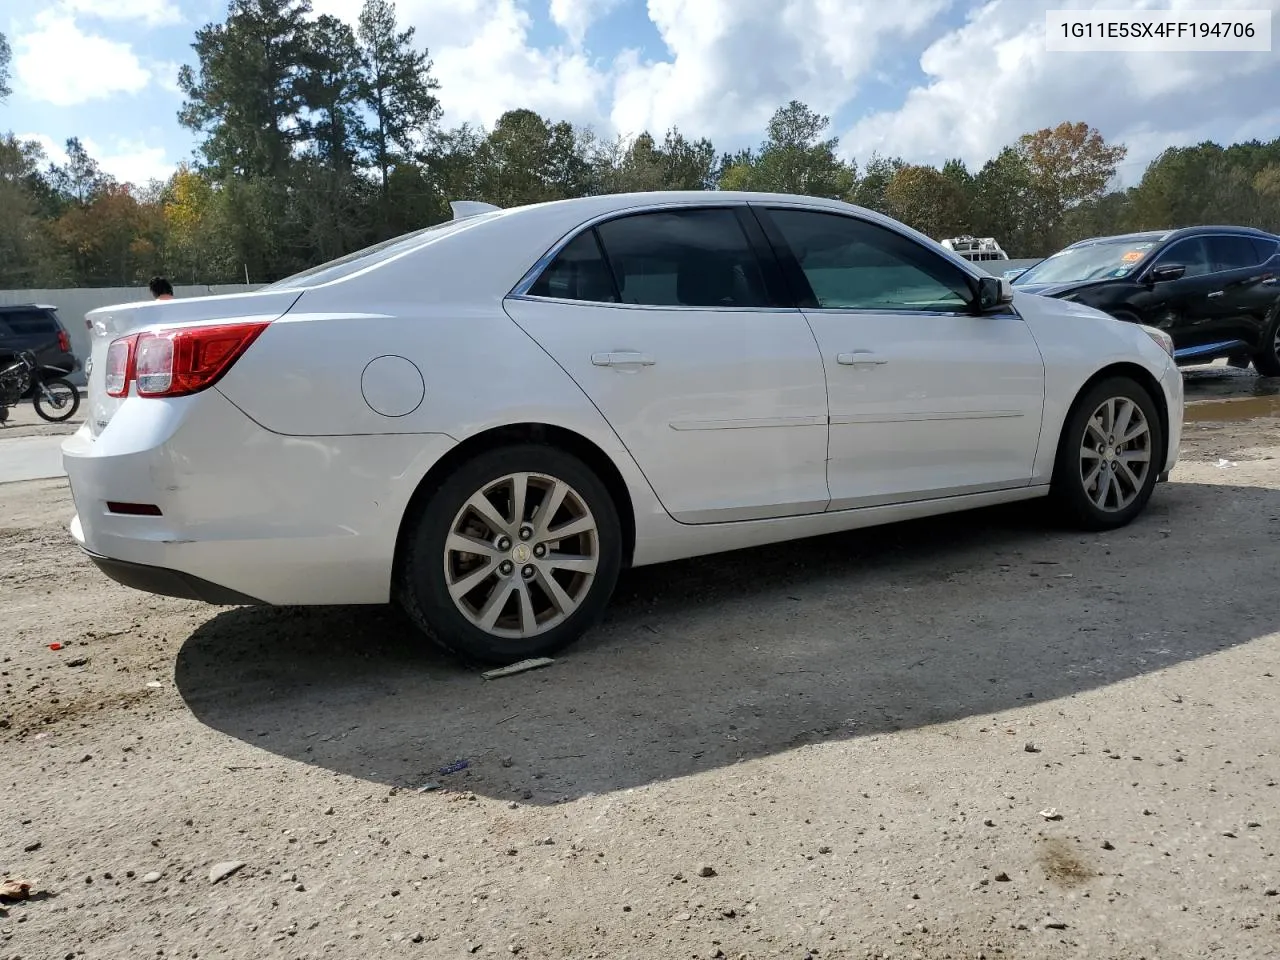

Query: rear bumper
79,544,265,605
63,388,457,605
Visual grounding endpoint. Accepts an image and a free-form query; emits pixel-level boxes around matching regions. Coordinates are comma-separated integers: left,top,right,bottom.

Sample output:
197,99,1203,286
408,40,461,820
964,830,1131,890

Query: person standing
149,277,174,300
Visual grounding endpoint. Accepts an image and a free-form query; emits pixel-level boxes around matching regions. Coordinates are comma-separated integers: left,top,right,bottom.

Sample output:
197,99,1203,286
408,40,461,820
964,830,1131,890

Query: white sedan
63,192,1183,664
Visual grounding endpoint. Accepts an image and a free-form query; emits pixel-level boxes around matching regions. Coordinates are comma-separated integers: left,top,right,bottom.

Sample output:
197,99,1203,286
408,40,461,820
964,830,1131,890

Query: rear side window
2,310,57,336
1253,237,1279,262
1208,235,1262,271
527,230,618,303
593,209,772,308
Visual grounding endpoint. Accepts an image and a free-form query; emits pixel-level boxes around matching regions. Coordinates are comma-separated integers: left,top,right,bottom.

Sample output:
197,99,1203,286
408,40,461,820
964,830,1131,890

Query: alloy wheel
444,472,599,638
1078,396,1152,512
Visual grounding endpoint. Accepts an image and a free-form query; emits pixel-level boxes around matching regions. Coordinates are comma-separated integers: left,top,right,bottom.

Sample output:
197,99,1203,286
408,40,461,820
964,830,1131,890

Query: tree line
2,0,1280,289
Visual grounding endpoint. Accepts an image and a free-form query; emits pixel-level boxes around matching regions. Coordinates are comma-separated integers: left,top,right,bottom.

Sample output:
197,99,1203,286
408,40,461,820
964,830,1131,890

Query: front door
753,205,1045,510
504,205,831,524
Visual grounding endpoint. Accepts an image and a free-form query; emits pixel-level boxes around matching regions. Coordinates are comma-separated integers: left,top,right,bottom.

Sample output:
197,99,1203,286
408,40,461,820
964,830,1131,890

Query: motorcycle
0,347,81,424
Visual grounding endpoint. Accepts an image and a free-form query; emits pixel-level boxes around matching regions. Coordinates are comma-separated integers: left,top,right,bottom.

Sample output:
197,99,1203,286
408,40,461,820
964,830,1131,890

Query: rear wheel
1051,377,1163,530
396,444,623,665
32,378,80,422
1252,310,1280,377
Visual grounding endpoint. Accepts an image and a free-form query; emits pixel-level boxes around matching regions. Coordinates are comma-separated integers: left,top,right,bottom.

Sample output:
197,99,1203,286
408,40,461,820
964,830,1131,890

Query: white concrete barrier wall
0,285,263,386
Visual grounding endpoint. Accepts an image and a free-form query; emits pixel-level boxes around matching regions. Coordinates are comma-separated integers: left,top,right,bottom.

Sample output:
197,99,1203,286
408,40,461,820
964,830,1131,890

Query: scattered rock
208,861,246,885
140,872,162,884
1223,831,1237,839
65,657,88,668
721,908,736,918
22,841,40,853
323,806,334,815
1024,743,1040,753
294,883,306,892
1101,841,1115,851
1042,917,1067,930
1039,808,1063,821
994,872,1011,882
1264,888,1278,897
1247,821,1261,829
818,846,832,855
697,865,717,878
410,933,424,943
983,819,995,827
1142,809,1154,816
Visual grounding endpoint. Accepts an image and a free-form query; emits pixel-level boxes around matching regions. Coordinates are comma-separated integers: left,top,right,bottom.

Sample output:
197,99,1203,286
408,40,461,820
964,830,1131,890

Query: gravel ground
2,414,1280,960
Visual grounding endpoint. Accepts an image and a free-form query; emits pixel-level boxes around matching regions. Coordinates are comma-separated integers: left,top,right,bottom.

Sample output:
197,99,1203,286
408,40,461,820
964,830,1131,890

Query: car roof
1068,225,1279,248
0,303,58,312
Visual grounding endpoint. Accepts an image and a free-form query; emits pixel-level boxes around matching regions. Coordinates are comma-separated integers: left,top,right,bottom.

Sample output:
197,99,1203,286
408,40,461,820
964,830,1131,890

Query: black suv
0,304,80,384
1013,226,1280,374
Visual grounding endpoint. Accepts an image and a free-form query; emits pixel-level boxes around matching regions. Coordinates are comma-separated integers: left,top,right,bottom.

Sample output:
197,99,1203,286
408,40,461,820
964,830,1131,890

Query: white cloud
16,132,174,187
609,0,950,142
60,0,182,27
549,0,620,46
841,0,1280,178
311,0,609,130
13,11,152,107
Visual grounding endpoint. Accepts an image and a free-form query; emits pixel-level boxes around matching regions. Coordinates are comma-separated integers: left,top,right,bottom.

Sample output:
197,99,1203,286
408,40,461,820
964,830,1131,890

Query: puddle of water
1184,395,1280,423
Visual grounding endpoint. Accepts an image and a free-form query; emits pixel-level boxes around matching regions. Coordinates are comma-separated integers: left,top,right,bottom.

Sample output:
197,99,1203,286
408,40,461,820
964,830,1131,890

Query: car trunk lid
84,289,303,437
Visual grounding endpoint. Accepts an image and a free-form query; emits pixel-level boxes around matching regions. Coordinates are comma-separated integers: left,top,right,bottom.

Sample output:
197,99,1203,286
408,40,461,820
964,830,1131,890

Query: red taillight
58,330,70,352
105,322,269,399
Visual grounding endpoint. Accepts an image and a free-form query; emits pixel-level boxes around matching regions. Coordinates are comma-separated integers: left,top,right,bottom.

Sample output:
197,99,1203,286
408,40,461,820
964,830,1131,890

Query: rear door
503,205,831,524
1204,234,1279,351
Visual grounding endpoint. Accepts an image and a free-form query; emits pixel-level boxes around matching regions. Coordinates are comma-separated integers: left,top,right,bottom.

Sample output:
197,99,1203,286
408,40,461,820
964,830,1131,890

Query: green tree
971,147,1055,257
719,101,855,197
300,14,365,172
357,0,441,218
849,152,905,212
0,135,65,286
179,0,314,178
0,30,12,103
48,137,111,207
883,164,970,239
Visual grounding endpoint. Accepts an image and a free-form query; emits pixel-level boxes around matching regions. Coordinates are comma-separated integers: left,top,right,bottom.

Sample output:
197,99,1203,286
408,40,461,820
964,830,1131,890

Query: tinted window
2,310,57,336
1153,237,1211,277
766,209,973,312
1252,237,1279,262
593,209,771,308
527,230,618,302
1209,235,1262,271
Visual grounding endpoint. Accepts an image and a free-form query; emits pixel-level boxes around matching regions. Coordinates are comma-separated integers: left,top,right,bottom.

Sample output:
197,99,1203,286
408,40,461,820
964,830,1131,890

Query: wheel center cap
1105,446,1115,459
511,543,532,564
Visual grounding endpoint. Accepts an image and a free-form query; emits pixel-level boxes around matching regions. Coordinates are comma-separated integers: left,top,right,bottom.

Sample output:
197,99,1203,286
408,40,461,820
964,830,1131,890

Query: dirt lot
3,411,1280,960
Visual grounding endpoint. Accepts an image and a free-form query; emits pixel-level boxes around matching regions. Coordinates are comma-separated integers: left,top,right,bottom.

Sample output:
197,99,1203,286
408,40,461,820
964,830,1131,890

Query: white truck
940,236,1009,262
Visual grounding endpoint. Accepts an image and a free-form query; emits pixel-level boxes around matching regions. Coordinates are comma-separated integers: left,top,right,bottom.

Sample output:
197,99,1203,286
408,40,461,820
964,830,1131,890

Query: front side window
766,209,973,312
1153,237,1211,277
593,208,772,308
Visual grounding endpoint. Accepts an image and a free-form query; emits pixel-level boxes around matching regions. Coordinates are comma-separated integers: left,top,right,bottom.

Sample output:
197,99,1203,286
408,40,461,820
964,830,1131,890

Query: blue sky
3,0,1278,187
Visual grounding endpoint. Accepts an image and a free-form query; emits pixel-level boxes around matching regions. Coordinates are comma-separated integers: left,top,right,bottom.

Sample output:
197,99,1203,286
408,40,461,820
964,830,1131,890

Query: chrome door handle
837,351,887,367
1263,277,1277,286
1207,290,1224,298
591,351,655,367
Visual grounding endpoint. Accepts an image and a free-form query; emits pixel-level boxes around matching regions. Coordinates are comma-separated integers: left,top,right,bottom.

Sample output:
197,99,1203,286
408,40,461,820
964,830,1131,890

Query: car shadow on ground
175,479,1280,804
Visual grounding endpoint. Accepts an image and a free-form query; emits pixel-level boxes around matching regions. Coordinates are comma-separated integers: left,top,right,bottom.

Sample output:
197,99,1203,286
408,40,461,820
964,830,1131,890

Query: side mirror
1149,263,1186,283
976,275,1014,312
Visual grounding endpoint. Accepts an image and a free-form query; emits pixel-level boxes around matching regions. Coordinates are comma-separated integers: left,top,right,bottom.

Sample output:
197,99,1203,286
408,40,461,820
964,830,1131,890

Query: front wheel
32,378,80,422
396,444,623,665
1051,377,1164,530
1252,310,1280,377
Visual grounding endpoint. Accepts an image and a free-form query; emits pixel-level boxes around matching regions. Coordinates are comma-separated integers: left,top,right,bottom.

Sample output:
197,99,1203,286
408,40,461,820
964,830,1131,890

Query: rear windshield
1015,238,1160,285
265,214,500,290
1,309,58,335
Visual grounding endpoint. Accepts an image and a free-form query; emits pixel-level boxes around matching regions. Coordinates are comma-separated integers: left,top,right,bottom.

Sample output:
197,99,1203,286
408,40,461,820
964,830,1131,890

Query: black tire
1252,308,1280,378
396,443,623,665
1051,376,1164,531
32,378,80,422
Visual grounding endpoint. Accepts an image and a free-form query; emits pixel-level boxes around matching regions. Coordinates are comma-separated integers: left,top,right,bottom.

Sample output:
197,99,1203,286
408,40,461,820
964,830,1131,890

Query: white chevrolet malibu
63,192,1183,663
